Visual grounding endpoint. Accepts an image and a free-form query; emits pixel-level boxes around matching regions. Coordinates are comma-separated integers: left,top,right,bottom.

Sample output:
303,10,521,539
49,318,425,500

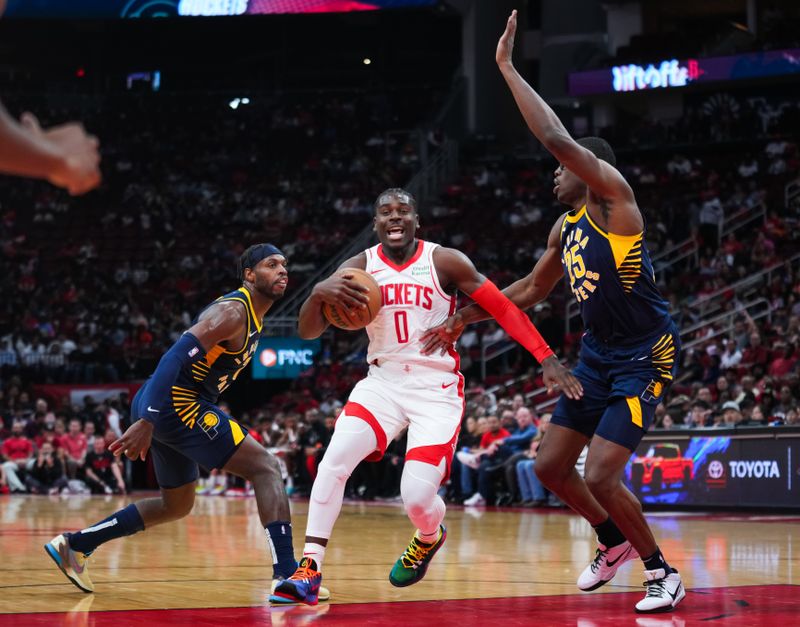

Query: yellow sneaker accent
45,534,94,593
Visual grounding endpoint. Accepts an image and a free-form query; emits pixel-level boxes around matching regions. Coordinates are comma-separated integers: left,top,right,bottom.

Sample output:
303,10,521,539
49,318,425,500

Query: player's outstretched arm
110,302,248,461
433,247,582,399
297,253,369,340
420,216,565,353
496,11,632,205
0,104,101,195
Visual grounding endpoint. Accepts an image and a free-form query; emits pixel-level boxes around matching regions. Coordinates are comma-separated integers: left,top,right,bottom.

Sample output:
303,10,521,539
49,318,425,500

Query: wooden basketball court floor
1,494,798,626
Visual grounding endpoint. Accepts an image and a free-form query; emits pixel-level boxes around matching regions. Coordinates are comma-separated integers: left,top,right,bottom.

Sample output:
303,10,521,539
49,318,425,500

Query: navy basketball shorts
551,323,680,452
132,384,249,489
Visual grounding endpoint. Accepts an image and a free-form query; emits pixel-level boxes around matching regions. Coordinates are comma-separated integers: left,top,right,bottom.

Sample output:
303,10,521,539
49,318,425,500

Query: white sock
416,528,441,544
302,542,326,571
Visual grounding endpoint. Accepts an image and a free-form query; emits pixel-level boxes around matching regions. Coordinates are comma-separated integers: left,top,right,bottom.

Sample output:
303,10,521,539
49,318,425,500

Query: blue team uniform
551,205,680,450
131,288,262,488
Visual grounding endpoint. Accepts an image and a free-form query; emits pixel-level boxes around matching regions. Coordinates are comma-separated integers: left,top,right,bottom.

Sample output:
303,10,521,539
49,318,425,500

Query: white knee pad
401,460,447,533
310,414,378,505
311,460,351,505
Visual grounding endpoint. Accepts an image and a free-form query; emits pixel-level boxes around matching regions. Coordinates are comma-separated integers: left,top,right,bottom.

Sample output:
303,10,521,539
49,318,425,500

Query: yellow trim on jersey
229,420,246,446
626,396,643,428
213,296,252,356
237,287,263,333
564,205,587,224
581,207,644,269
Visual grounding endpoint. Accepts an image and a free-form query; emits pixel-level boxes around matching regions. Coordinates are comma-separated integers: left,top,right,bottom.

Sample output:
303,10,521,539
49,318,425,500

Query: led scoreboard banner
569,48,800,96
3,0,436,18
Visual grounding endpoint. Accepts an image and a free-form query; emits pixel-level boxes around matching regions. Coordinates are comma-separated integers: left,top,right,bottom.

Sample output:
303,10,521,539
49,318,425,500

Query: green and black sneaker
389,525,447,587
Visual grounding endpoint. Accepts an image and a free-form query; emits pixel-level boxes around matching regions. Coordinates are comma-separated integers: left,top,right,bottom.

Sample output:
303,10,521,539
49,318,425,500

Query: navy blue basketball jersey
560,205,671,344
170,288,262,428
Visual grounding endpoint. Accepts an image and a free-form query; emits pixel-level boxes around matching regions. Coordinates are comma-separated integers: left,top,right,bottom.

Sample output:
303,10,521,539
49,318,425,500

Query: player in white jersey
270,188,582,605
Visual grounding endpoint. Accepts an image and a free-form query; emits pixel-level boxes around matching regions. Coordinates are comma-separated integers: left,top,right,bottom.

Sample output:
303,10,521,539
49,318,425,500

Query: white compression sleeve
400,459,447,537
305,414,378,540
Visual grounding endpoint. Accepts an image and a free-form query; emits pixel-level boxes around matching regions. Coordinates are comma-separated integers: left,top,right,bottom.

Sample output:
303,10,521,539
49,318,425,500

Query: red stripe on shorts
339,401,387,462
406,424,461,484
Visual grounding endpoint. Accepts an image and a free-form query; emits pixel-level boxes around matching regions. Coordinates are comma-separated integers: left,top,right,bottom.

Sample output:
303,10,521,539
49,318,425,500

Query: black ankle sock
593,517,626,548
642,548,671,573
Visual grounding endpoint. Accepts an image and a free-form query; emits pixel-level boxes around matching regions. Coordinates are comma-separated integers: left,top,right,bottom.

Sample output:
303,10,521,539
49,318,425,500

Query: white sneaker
463,492,486,506
44,534,94,593
577,540,638,591
635,568,685,613
456,451,481,470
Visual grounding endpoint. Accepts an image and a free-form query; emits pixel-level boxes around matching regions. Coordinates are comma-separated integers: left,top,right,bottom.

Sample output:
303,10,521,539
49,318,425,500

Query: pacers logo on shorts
198,412,221,440
641,379,664,403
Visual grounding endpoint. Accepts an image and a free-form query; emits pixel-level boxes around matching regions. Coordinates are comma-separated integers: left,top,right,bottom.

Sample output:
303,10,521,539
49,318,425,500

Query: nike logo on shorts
441,382,456,390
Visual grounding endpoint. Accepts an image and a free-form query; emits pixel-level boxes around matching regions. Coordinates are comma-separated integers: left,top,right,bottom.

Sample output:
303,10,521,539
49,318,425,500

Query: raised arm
496,11,634,208
297,253,370,340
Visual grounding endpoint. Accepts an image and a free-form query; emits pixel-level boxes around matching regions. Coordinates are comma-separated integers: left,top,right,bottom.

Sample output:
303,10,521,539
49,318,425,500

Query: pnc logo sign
260,349,278,368
252,338,321,380
260,348,315,368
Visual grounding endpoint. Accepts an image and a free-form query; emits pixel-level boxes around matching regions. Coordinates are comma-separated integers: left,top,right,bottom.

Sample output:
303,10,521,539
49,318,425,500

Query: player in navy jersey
422,12,684,614
45,244,329,604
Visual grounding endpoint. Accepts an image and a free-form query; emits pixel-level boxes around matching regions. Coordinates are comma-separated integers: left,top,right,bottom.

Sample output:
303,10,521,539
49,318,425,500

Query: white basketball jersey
364,240,458,372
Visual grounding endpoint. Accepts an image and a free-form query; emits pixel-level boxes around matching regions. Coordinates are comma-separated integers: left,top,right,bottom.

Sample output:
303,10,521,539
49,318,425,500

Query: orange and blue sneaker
269,558,322,606
389,525,446,587
45,533,94,593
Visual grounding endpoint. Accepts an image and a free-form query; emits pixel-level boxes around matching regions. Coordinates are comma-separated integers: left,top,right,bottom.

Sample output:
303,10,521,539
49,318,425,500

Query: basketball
322,268,382,330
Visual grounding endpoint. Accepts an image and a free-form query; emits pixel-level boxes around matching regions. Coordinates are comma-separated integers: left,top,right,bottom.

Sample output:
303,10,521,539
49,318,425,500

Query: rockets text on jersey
363,240,458,373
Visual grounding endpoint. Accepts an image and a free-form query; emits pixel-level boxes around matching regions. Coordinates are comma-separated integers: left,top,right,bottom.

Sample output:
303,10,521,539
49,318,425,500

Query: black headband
244,243,284,270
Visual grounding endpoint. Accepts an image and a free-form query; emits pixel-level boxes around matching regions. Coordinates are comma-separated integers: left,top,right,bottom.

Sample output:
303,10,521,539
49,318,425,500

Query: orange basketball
322,268,382,330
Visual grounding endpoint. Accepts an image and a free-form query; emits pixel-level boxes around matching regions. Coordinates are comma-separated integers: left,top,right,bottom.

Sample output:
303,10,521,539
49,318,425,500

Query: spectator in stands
453,416,487,500
463,414,509,506
741,333,770,369
720,339,743,370
25,441,68,495
104,399,123,439
83,436,125,494
83,421,96,448
768,342,797,378
721,401,743,427
61,417,87,479
1,420,34,492
495,407,538,503
685,400,712,428
34,426,63,460
515,413,555,507
739,398,758,424
659,412,676,430
735,375,757,405
698,193,724,249
771,385,797,420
